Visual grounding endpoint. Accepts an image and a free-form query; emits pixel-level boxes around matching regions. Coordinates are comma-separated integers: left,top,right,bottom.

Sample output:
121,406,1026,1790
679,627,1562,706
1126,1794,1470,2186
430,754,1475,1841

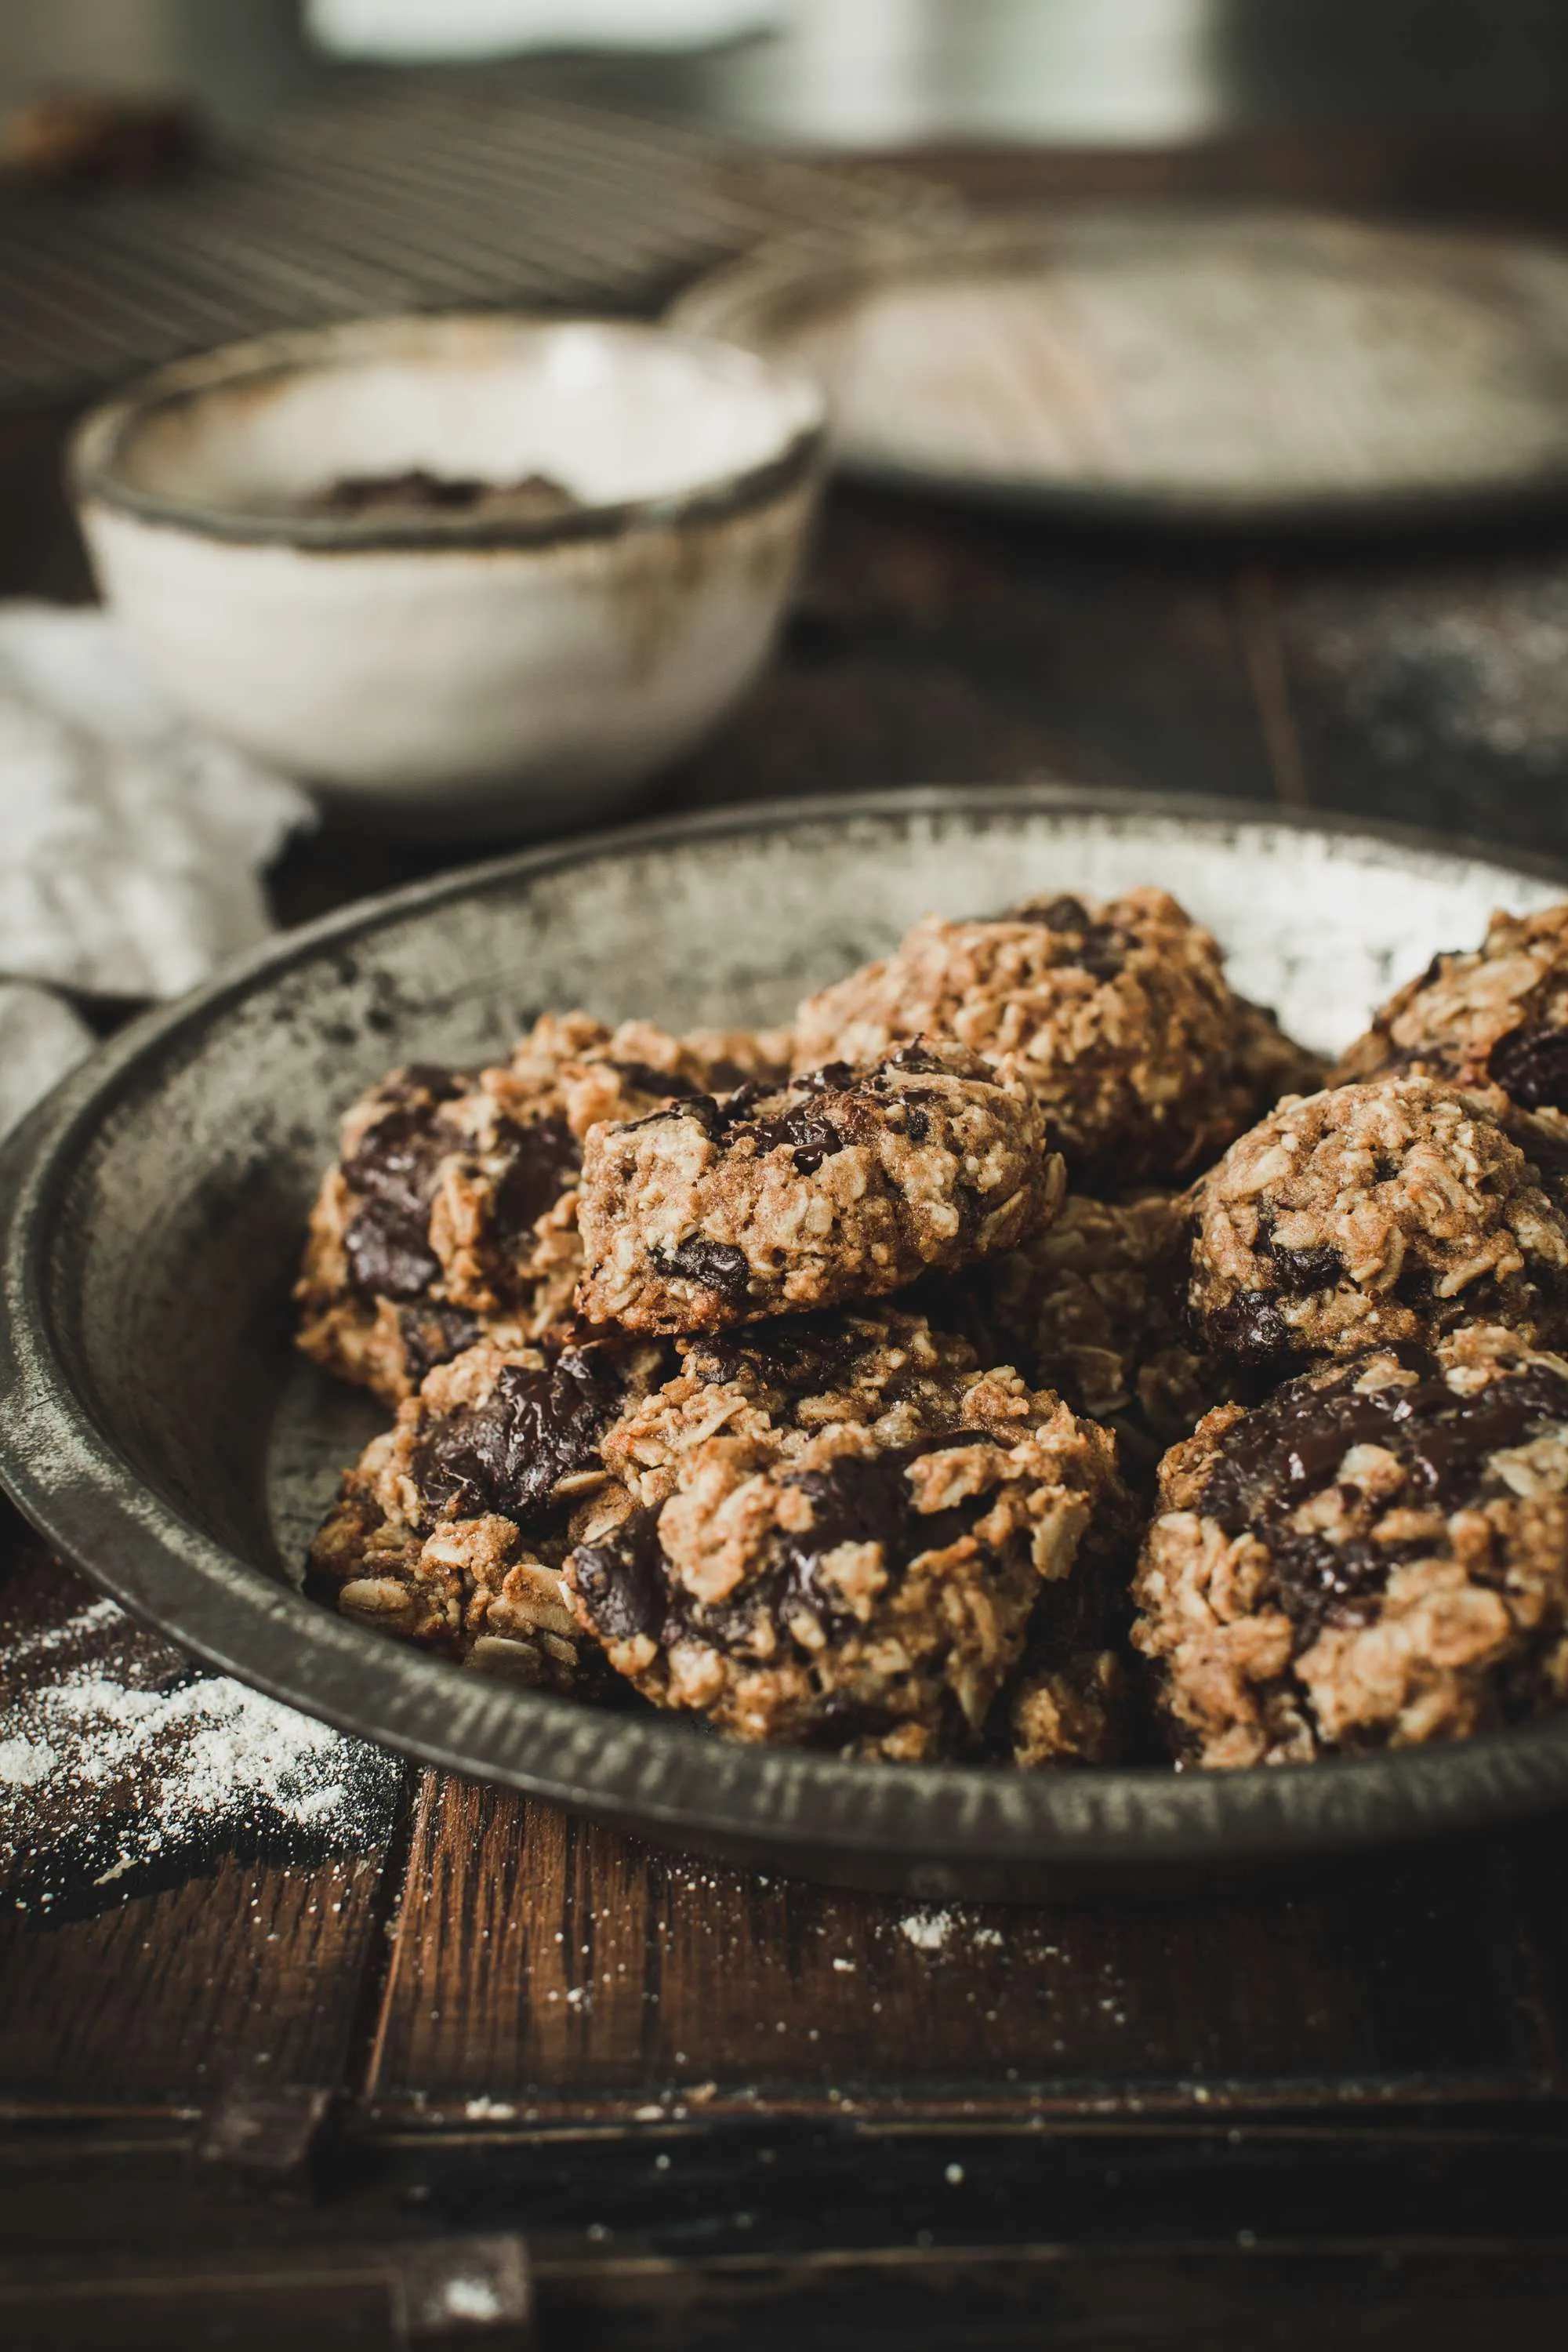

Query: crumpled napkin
0,602,314,1138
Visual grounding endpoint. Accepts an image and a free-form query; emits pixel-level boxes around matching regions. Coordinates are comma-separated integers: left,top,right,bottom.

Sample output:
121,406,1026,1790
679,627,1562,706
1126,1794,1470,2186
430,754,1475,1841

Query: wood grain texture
0,1852,394,2114
0,1522,406,2117
364,1777,1559,2121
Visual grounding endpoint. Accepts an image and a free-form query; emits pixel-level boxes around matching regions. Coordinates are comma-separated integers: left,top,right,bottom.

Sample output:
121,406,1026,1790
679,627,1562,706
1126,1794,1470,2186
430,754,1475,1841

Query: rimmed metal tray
4,785,1568,1899
670,207,1568,529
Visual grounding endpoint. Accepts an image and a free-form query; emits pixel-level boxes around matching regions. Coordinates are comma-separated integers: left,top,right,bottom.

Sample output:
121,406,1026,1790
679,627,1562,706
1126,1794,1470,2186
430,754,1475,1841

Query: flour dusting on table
1,1591,401,1908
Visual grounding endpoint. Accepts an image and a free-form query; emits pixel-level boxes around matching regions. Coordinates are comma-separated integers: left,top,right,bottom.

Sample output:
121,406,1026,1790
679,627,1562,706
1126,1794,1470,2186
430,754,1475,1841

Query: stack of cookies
300,891,1568,1773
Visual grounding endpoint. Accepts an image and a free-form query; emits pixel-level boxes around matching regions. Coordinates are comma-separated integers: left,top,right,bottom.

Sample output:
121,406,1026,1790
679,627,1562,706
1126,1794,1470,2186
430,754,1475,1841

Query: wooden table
9,473,1568,2346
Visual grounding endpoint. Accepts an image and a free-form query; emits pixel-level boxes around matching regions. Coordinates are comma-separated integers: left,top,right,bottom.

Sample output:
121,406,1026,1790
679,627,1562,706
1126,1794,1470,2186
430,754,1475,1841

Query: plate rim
8,778,1568,1882
668,203,1568,532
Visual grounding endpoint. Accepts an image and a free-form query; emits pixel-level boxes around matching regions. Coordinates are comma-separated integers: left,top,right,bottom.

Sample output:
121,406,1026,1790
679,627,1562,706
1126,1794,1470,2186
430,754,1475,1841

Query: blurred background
5,0,1568,929
5,0,1568,145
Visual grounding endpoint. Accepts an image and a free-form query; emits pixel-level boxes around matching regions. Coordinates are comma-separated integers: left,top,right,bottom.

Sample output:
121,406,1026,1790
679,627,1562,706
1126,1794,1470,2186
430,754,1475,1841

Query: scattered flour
1,1594,400,1902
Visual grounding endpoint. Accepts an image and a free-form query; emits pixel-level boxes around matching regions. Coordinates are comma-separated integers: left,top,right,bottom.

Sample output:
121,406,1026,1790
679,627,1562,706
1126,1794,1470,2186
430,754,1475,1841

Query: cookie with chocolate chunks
790,888,1317,1188
310,1330,669,1685
1336,902,1568,1134
1189,1077,1568,1376
1132,1324,1568,1767
296,1012,787,1404
574,1037,1062,1336
563,1303,1127,1760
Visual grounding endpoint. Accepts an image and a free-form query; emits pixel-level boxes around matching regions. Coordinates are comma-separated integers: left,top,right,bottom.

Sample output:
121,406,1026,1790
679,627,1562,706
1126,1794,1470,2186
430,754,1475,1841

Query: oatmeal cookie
1336,902,1568,1126
309,1330,669,1683
945,1189,1221,1479
790,889,1296,1186
1132,1325,1568,1767
563,1305,1127,1759
574,1039,1062,1336
297,1012,786,1403
1189,1077,1568,1373
1004,1642,1128,1768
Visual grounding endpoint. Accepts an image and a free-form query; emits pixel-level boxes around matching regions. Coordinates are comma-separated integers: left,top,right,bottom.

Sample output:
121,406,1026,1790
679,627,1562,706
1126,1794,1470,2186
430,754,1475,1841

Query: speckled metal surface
5,783,1568,1897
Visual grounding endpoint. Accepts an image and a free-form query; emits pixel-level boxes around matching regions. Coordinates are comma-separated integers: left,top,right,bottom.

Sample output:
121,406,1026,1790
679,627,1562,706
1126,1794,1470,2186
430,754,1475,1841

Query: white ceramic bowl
70,314,826,835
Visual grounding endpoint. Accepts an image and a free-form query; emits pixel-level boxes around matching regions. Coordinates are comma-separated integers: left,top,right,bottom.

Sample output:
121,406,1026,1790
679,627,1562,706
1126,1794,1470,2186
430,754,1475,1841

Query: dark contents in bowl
305,468,580,521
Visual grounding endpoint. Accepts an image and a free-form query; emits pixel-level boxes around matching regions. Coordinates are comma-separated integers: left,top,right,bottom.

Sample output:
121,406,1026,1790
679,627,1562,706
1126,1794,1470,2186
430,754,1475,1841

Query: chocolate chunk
1007,895,1127,981
622,1092,728,1142
655,1236,753,1306
1261,1236,1343,1294
398,1303,484,1388
684,1312,866,1398
731,1098,845,1175
570,1505,668,1643
777,1440,984,1620
879,1043,950,1078
1490,1023,1568,1114
573,1435,996,1663
339,1095,455,1303
490,1114,580,1240
344,1102,451,1226
414,1345,627,1525
1200,1290,1299,1368
791,1061,859,1094
344,1207,443,1302
1017,895,1092,931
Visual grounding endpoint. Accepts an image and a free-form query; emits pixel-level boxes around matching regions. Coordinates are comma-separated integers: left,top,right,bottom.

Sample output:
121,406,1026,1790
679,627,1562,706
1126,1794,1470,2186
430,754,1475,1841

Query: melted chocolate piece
1008,895,1126,981
732,1098,845,1175
775,1443,982,1620
1490,1023,1568,1114
621,1050,959,1175
344,1102,451,1225
1017,895,1092,931
622,1092,728,1141
1260,1235,1343,1295
570,1506,668,1643
339,1094,459,1300
1200,1348,1568,1637
344,1208,443,1302
414,1345,627,1526
655,1236,753,1306
683,1311,862,1397
398,1303,483,1389
572,1435,995,1668
1200,1290,1299,1370
880,1043,950,1078
490,1114,580,1240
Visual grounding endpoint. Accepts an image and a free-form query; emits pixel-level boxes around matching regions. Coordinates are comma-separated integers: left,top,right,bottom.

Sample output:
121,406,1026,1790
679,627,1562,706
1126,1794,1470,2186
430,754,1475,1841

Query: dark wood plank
663,488,1279,814
0,1853,396,2114
364,1779,1555,2122
0,1525,407,2116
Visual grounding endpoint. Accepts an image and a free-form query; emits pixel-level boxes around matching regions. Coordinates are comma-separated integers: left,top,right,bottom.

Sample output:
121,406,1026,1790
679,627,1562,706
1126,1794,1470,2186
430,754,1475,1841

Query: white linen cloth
0,602,314,1138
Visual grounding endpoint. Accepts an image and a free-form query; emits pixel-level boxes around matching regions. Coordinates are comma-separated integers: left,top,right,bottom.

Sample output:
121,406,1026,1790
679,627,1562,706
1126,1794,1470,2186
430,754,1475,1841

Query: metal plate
5,784,1568,1900
671,207,1568,528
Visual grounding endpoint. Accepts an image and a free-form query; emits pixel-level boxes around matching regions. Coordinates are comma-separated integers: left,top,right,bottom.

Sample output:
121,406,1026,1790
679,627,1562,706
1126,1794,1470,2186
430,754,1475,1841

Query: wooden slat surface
362,1780,1558,2122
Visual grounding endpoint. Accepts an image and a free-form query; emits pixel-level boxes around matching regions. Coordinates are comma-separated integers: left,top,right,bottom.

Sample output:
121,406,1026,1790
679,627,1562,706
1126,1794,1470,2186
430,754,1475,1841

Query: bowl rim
9,779,1568,1883
67,310,829,554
